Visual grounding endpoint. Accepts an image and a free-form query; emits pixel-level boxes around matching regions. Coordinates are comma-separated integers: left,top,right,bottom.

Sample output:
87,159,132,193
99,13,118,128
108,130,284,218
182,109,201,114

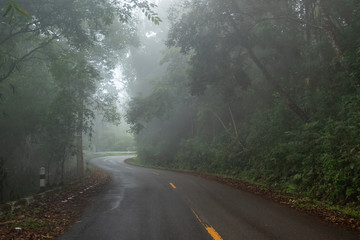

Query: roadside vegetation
127,157,360,231
1,0,360,234
85,152,136,160
0,0,154,202
125,0,360,227
0,167,109,239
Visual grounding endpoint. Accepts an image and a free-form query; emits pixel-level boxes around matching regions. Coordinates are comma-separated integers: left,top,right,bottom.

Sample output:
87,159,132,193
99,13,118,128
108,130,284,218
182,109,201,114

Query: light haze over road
60,155,359,240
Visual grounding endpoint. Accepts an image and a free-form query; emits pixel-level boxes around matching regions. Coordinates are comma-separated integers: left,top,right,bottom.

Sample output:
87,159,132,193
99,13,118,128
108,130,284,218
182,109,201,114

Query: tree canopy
126,0,360,207
0,0,158,201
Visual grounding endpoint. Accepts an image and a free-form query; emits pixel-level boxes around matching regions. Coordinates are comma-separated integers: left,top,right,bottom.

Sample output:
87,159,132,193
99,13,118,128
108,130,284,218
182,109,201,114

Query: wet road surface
59,155,359,240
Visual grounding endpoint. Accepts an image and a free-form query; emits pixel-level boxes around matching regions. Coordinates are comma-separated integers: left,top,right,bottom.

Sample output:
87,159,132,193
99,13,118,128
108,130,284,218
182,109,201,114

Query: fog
0,0,360,212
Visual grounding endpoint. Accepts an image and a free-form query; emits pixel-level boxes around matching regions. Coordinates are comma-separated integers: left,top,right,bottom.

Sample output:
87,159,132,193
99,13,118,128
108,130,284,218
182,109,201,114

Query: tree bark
304,0,312,44
76,109,84,178
210,109,247,149
0,36,57,83
225,1,310,122
318,0,348,71
245,46,310,122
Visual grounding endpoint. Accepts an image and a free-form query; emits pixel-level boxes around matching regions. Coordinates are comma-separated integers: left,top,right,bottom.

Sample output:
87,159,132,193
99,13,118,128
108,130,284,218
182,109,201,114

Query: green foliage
127,0,360,208
126,85,174,134
19,217,46,230
95,124,135,152
142,5,162,25
174,138,213,171
0,0,155,201
2,0,29,23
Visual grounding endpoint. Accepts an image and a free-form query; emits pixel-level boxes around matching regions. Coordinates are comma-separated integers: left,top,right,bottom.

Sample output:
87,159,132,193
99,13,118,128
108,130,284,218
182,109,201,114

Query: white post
40,167,46,191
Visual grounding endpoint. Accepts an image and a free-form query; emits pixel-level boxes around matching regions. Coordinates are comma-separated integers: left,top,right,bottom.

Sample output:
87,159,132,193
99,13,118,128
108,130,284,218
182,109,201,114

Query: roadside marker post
40,167,46,191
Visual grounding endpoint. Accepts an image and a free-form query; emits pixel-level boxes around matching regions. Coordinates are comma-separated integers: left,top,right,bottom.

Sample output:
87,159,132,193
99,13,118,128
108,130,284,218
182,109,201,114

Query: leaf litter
0,168,109,240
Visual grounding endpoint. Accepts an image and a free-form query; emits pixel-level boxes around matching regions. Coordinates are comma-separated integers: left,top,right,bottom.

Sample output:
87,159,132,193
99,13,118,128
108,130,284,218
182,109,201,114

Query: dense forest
1,0,360,210
125,0,360,208
0,0,158,202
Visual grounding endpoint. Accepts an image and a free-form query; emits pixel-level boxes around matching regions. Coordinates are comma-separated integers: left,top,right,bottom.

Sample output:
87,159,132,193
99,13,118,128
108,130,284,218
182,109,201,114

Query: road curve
59,156,359,240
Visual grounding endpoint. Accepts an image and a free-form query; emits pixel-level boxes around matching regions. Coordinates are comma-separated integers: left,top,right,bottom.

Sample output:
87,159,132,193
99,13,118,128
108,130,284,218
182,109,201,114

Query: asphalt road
59,156,359,240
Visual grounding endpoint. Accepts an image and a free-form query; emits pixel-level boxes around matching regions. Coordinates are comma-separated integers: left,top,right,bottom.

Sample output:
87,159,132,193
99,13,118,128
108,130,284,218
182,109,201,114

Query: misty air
0,0,359,239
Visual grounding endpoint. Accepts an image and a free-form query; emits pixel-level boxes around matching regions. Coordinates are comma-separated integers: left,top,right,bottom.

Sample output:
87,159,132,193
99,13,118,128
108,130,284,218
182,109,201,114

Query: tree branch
249,15,323,32
226,0,310,123
0,36,57,83
210,109,246,149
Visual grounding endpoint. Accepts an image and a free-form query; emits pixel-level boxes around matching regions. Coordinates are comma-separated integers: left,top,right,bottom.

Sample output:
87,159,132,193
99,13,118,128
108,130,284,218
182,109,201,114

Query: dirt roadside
126,158,360,234
0,168,109,240
188,171,360,233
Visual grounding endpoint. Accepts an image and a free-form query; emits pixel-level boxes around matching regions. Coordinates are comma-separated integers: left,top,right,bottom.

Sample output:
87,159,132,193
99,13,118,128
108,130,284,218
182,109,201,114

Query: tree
167,0,310,122
0,0,160,83
0,52,54,199
0,0,160,198
127,0,360,205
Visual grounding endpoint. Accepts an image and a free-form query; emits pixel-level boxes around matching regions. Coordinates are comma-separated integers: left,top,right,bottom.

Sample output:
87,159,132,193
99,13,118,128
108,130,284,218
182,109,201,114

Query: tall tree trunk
226,1,309,122
60,150,65,184
245,46,310,122
318,0,348,71
76,109,84,178
210,109,247,149
304,0,313,44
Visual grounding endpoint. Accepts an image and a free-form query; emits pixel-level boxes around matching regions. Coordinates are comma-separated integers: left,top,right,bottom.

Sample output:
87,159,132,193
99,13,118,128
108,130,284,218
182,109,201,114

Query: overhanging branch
0,35,58,83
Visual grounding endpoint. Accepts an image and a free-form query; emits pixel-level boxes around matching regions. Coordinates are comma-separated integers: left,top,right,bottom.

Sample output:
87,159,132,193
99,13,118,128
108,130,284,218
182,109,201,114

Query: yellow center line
206,227,223,240
169,182,176,189
152,172,160,176
191,208,223,240
191,209,203,223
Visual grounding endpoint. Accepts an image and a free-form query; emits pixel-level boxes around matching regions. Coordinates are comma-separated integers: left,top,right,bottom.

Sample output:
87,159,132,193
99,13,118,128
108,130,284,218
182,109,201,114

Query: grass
125,158,142,167
125,158,170,170
126,157,360,221
0,166,111,238
19,217,46,230
84,151,136,160
84,152,137,172
0,208,47,232
96,152,136,157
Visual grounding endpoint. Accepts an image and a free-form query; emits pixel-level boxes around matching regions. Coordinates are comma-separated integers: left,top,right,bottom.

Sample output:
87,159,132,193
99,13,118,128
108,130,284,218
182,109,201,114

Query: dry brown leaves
0,168,109,240
188,172,360,233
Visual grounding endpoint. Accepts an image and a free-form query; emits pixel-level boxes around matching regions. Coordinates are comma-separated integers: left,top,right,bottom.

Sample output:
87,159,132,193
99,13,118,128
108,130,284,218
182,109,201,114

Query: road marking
191,209,223,240
205,227,223,240
169,182,176,189
191,209,202,222
152,172,160,176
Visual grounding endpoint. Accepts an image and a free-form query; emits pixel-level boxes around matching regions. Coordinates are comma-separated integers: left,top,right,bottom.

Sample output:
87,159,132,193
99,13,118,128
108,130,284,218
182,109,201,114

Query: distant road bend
60,155,359,240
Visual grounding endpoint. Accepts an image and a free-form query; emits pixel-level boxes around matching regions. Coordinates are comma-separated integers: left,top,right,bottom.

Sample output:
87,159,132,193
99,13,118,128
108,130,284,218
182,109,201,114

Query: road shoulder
125,158,360,234
0,167,109,239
